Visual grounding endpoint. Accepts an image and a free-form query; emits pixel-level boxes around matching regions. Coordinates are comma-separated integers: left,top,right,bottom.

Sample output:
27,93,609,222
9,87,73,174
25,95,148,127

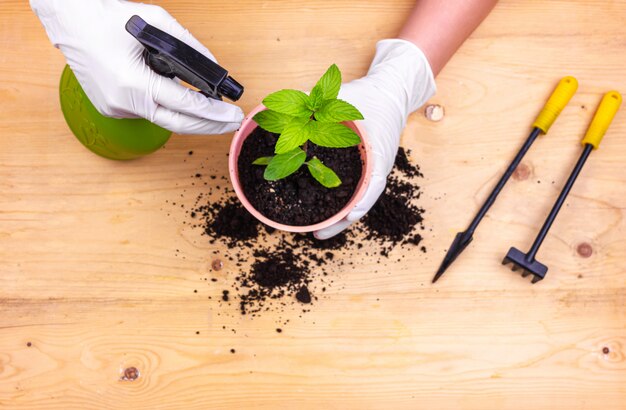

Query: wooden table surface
1,1,625,408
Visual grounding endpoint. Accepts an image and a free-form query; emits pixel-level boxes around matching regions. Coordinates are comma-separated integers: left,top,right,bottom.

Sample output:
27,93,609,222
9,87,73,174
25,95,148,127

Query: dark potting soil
363,177,424,247
196,197,259,246
394,147,423,178
362,149,426,254
237,127,362,226
295,286,312,304
237,247,313,315
174,146,427,324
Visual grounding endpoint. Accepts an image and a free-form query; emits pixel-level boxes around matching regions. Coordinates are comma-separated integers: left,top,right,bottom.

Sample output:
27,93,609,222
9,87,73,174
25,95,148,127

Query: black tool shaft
526,143,593,260
433,127,543,283
467,127,542,233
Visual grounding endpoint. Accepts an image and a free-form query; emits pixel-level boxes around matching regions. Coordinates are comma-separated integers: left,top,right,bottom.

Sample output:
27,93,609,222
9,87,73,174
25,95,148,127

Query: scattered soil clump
196,198,260,246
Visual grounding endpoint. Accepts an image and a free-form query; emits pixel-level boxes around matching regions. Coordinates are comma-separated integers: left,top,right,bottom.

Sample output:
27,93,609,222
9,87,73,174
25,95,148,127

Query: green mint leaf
314,64,341,100
252,156,273,165
307,157,342,188
315,99,364,123
307,84,325,111
263,89,312,117
275,117,311,154
264,148,306,181
308,122,361,148
253,110,293,133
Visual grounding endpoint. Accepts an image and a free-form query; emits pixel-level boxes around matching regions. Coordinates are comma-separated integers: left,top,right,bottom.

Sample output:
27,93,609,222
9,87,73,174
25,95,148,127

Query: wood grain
1,0,625,408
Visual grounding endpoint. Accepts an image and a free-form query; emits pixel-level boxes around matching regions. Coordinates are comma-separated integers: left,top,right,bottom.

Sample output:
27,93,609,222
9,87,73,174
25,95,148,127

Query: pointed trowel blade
432,231,474,283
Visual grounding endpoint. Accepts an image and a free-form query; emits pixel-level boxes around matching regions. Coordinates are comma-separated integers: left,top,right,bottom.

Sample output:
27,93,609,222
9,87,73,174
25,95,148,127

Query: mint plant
252,64,364,188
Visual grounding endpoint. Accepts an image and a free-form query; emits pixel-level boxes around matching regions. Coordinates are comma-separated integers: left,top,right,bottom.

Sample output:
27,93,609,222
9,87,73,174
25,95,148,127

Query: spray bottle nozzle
126,15,244,102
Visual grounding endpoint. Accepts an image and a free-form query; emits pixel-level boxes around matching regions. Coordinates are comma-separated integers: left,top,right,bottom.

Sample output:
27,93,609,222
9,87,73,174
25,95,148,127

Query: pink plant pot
229,104,372,233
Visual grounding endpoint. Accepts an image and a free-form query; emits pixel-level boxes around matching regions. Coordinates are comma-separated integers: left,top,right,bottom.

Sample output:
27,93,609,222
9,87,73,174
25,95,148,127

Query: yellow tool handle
582,91,622,149
533,76,578,133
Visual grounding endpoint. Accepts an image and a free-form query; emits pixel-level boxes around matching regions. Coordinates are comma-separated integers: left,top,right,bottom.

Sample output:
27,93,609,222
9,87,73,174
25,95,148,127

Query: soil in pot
237,127,363,226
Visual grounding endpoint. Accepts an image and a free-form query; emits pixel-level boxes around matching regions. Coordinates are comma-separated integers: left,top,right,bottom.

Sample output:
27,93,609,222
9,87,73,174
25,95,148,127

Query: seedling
252,64,364,188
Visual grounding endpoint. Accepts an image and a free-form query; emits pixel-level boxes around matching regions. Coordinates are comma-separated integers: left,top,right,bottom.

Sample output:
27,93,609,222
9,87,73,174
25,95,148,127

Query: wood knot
597,340,623,364
576,242,593,258
512,163,531,181
121,367,140,381
424,104,444,122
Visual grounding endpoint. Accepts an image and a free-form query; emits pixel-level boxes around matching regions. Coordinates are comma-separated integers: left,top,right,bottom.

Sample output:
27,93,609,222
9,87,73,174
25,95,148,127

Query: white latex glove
30,0,244,135
314,39,436,239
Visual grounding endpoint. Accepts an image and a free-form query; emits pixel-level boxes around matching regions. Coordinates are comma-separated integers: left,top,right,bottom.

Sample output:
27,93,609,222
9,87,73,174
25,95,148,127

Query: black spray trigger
142,49,175,78
125,15,243,102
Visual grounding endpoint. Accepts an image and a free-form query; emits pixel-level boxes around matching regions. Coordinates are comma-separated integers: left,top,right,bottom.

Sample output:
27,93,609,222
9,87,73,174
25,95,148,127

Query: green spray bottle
59,15,243,160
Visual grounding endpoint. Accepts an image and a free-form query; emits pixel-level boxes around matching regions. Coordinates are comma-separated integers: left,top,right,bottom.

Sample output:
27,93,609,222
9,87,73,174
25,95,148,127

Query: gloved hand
314,39,436,239
30,0,244,135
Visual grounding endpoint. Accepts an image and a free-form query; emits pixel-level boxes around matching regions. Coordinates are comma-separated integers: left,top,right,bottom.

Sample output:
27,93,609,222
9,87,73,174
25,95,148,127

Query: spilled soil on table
172,147,427,321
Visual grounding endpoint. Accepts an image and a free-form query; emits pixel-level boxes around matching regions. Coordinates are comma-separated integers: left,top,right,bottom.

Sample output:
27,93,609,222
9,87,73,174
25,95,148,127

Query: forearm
399,0,498,76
